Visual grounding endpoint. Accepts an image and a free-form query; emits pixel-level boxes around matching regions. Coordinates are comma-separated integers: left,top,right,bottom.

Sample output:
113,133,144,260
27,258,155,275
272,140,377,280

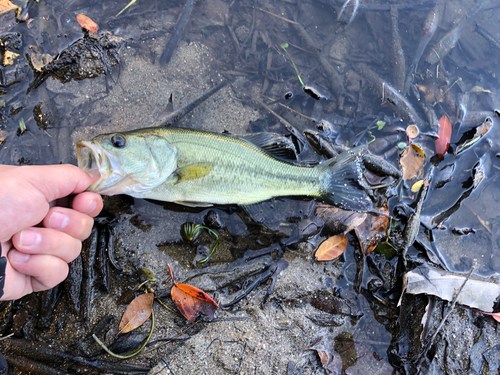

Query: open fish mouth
77,141,104,175
76,141,117,193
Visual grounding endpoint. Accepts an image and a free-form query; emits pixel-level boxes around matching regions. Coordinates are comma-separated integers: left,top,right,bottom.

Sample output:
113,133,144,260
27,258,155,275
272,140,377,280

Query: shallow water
1,0,500,373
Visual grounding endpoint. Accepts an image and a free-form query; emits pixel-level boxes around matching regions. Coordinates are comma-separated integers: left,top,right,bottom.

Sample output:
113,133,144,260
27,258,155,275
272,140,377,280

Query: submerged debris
28,32,126,92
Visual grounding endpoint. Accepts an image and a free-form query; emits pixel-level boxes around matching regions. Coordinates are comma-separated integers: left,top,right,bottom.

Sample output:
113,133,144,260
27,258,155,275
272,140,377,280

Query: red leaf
435,115,452,158
118,293,154,335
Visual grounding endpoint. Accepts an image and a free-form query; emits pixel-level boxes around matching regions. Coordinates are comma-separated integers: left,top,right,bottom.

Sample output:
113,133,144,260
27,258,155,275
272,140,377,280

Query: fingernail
49,211,69,230
20,229,42,247
83,199,97,215
10,251,30,263
86,172,100,181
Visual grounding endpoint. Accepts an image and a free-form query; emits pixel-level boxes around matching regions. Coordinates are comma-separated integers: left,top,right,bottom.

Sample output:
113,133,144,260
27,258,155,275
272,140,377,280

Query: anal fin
174,201,214,208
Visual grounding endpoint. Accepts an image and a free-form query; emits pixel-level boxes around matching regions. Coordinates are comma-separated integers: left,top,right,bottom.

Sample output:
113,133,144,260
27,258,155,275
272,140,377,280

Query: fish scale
152,129,320,205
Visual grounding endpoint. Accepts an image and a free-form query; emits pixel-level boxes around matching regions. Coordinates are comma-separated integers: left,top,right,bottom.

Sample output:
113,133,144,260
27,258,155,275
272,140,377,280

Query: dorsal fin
239,132,299,162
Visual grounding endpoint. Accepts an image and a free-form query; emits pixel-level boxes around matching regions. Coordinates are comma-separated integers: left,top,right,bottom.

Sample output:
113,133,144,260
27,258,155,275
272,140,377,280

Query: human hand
0,164,103,300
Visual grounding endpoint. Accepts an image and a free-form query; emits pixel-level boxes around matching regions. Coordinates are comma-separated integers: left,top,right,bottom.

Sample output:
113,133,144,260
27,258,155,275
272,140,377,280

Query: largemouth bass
76,127,373,211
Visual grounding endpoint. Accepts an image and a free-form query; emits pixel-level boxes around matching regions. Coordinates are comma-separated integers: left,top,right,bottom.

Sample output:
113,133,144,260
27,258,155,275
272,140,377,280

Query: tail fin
317,146,373,212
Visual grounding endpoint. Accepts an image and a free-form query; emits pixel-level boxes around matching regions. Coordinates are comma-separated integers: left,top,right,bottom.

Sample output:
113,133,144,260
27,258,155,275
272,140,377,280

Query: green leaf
375,241,397,259
376,120,386,130
19,118,26,133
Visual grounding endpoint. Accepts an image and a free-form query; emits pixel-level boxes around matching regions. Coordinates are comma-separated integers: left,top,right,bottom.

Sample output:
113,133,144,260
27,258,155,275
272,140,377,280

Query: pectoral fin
174,163,213,184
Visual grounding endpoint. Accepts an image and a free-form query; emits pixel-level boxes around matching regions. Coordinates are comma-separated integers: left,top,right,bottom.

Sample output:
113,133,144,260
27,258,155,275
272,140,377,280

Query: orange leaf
435,115,452,158
400,143,425,180
167,263,220,322
76,14,98,33
315,235,347,261
175,283,220,308
118,293,154,335
172,285,218,321
0,0,20,16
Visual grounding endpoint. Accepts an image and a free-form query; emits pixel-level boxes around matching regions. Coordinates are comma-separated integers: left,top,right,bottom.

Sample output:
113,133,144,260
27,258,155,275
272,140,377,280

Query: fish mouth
77,141,103,175
77,141,119,194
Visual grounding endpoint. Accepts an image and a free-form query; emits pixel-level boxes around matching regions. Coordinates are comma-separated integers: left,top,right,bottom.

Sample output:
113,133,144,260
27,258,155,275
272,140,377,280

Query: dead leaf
0,130,5,145
308,335,343,374
405,264,500,312
76,14,98,33
315,205,367,234
315,235,347,261
0,0,20,17
435,115,452,158
168,264,219,322
354,205,389,254
400,143,425,180
118,293,154,336
28,51,53,72
171,285,218,321
2,50,18,66
175,283,220,308
455,117,492,156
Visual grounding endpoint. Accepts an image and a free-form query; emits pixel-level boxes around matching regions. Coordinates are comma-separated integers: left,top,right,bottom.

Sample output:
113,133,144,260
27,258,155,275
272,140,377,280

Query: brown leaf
354,205,389,254
315,235,347,261
400,143,425,180
76,14,98,33
308,335,343,373
315,205,367,234
118,293,154,335
171,285,217,321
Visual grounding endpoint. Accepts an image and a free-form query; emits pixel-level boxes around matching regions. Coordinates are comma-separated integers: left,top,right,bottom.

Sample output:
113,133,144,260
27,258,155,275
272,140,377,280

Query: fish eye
111,134,126,148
